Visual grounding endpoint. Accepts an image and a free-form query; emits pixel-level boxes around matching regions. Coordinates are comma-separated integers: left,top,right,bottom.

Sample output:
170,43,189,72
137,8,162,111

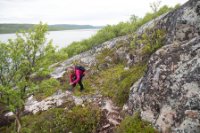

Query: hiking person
67,65,85,91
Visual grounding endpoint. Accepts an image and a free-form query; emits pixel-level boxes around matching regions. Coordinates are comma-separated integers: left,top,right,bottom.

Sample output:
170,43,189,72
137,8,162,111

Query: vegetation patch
98,63,146,107
3,106,101,133
131,28,166,58
82,62,146,107
34,78,61,100
116,113,158,133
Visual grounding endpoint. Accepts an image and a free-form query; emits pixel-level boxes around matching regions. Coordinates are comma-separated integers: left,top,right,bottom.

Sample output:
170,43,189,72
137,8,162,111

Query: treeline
0,24,100,34
59,4,180,58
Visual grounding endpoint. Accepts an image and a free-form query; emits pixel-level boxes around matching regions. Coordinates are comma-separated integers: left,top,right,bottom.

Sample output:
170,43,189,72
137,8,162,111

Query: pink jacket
69,67,84,84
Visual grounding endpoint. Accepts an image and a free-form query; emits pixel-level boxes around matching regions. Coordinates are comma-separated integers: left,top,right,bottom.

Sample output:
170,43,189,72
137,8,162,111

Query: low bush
116,113,158,133
35,78,61,100
4,106,101,133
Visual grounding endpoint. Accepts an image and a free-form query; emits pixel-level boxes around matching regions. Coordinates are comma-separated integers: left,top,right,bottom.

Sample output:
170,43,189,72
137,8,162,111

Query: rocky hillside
51,0,200,132
24,91,122,132
1,0,199,132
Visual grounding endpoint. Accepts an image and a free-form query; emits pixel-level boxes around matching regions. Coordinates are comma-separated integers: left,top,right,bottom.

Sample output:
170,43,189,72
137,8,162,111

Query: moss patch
116,113,158,133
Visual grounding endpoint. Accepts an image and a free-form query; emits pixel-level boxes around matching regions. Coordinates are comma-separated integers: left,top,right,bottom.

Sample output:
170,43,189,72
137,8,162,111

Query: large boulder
126,37,200,133
0,103,15,128
125,0,200,132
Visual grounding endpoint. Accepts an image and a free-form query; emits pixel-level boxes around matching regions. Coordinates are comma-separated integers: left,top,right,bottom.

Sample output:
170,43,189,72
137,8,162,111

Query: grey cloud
0,0,188,25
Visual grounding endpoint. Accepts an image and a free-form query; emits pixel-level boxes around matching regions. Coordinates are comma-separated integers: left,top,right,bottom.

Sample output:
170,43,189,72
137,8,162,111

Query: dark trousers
71,75,84,91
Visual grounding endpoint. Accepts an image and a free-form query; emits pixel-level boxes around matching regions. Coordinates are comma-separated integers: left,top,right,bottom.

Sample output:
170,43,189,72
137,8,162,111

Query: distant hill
0,24,101,34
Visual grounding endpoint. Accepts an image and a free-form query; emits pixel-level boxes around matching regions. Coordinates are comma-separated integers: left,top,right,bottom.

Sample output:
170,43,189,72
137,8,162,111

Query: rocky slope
2,25,134,133
25,91,122,132
49,0,200,132
50,35,131,79
125,0,200,132
3,0,199,132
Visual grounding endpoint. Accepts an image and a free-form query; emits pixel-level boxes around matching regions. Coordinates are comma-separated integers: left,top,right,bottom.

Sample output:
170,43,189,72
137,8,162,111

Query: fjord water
0,29,99,49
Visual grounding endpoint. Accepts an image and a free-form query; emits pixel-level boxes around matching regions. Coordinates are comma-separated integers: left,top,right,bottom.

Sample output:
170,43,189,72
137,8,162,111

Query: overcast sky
0,0,188,26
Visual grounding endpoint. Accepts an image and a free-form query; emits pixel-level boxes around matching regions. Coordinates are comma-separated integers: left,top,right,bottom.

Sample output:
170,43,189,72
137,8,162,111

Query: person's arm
69,74,73,83
72,70,81,84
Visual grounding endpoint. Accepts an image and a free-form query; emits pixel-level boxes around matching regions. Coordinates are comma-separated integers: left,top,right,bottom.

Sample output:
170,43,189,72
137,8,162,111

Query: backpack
75,65,85,72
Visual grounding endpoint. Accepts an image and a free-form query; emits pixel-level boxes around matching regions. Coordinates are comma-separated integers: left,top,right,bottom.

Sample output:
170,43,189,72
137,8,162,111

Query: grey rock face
25,91,75,114
137,0,200,44
126,37,200,132
125,0,200,132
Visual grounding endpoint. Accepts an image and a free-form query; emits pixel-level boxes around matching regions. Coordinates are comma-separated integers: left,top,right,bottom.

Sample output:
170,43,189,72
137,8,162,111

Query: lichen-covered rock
126,37,200,131
25,91,74,114
137,0,200,44
126,36,200,132
175,119,200,133
125,0,200,132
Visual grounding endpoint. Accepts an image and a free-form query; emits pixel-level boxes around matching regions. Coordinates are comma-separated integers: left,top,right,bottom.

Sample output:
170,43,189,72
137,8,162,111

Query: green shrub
5,106,101,133
116,113,158,133
141,29,166,56
37,43,68,67
38,69,51,78
35,78,60,100
100,63,146,107
131,28,166,58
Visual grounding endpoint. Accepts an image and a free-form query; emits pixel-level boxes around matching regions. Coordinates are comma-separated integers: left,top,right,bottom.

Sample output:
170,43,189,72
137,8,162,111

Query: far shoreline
0,28,101,35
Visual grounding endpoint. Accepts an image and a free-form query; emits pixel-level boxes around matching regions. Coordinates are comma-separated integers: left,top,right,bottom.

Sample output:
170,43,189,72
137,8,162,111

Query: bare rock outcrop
125,0,200,132
126,37,200,132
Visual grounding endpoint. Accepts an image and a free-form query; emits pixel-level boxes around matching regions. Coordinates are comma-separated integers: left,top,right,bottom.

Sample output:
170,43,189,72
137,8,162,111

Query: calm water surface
0,29,99,49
